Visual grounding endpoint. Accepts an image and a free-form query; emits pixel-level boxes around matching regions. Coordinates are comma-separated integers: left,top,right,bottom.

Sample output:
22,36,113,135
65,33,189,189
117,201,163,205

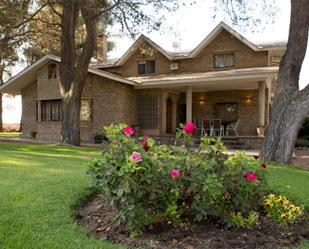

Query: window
138,60,155,75
216,103,238,122
48,64,57,79
213,53,235,68
137,95,158,129
80,99,92,122
41,100,61,121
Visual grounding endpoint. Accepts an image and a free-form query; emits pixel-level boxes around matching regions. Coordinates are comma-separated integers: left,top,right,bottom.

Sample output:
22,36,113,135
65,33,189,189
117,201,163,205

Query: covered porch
133,67,277,138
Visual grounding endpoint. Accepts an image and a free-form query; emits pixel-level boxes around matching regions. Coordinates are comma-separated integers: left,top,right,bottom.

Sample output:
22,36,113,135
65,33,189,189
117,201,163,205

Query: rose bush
87,123,269,235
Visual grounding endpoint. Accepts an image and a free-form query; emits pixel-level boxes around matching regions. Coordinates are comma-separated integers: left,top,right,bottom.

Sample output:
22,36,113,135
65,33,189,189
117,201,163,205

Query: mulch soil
75,193,309,249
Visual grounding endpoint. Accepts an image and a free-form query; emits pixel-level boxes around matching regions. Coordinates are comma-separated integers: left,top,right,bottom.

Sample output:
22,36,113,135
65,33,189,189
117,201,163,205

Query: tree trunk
261,0,309,164
59,0,97,146
0,65,3,132
61,89,82,145
0,93,3,132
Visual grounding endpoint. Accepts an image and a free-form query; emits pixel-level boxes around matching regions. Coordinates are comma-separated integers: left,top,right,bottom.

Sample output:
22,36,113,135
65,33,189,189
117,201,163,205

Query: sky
2,0,309,124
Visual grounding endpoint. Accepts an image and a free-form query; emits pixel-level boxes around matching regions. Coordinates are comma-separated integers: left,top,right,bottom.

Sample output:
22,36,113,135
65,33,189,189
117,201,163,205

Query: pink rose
123,127,134,136
171,169,180,178
130,151,142,163
246,172,257,181
183,122,196,135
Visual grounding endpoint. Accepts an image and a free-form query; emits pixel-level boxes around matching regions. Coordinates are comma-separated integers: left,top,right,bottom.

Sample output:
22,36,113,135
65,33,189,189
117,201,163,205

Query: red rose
122,127,134,136
246,172,257,181
183,122,196,135
141,140,149,152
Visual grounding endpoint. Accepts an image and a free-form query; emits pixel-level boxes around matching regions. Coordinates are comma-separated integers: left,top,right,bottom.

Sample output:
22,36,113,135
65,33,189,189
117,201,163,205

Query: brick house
0,22,285,147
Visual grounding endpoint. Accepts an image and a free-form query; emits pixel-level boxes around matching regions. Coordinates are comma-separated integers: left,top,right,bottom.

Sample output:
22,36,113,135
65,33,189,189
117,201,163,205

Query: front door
166,98,173,133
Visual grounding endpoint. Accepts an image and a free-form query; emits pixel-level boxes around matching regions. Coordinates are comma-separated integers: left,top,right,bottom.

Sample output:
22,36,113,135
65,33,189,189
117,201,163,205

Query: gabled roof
189,22,277,57
97,22,286,68
0,54,136,94
114,34,173,66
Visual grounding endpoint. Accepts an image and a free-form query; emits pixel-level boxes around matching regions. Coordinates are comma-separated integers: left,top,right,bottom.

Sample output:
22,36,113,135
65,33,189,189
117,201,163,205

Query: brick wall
21,82,38,139
21,64,138,143
104,29,269,77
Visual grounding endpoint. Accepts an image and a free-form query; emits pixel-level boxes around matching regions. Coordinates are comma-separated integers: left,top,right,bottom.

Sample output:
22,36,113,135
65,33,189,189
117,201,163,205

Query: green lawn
0,144,308,249
0,132,21,138
0,144,123,249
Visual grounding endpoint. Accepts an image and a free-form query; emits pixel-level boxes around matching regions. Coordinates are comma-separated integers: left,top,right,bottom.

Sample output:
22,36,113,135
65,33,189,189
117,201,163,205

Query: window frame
137,95,158,129
213,52,235,69
215,102,238,122
40,99,62,122
80,99,93,122
137,60,156,75
47,63,57,79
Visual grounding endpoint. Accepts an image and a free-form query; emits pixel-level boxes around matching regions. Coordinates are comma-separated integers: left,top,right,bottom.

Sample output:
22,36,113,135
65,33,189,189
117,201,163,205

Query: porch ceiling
132,66,278,91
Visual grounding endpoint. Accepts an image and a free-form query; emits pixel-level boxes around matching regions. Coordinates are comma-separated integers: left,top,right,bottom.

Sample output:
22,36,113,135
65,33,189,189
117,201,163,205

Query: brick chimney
97,33,108,64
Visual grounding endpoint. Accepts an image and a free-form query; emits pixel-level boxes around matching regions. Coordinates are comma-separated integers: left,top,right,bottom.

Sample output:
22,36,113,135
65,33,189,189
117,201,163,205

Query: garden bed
75,193,309,249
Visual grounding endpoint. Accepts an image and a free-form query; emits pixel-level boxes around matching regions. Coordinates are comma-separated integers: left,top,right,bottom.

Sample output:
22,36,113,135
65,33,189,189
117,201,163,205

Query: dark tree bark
260,0,309,164
56,0,182,145
0,95,3,133
0,65,3,132
59,0,96,145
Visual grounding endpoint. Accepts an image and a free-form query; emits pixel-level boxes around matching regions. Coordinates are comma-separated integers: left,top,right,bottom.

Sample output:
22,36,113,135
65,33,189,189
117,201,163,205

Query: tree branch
13,3,48,29
47,0,62,17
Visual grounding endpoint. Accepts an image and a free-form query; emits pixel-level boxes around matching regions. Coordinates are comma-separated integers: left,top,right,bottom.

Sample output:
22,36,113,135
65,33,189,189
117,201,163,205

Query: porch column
161,92,168,134
186,86,192,122
258,81,266,126
171,95,179,134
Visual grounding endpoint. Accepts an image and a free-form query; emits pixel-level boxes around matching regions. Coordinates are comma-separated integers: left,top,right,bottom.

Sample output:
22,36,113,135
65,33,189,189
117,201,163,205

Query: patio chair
212,119,224,136
226,119,240,136
193,118,202,136
201,119,213,136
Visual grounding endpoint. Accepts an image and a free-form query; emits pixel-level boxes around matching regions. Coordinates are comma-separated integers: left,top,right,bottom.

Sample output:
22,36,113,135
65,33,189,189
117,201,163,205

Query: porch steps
221,137,249,150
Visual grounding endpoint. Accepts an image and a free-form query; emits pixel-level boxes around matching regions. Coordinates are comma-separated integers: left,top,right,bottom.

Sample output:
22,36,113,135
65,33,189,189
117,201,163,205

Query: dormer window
213,52,235,68
48,64,57,79
138,60,155,75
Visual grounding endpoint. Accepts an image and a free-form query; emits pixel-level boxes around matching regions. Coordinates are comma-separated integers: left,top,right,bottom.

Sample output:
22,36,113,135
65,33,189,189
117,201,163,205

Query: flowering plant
87,124,270,235
122,127,134,136
264,194,303,224
183,122,196,134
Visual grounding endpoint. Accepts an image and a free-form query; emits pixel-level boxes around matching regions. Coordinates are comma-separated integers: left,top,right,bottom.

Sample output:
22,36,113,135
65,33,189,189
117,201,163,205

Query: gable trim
115,34,172,66
189,22,262,58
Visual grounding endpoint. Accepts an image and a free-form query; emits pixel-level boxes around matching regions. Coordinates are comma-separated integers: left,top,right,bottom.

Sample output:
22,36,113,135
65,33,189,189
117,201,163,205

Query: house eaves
0,54,137,94
131,66,279,88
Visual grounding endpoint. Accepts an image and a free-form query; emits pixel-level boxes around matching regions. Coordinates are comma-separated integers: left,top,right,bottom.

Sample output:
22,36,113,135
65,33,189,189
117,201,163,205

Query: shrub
295,138,309,148
87,124,268,235
228,211,259,228
264,194,304,225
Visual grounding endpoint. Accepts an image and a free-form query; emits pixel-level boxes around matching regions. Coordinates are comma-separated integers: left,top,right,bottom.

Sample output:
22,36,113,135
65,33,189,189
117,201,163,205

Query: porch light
244,97,252,103
198,99,206,104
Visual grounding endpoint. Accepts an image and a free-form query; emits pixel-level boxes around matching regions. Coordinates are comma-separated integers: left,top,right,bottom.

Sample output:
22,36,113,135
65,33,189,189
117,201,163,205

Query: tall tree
55,0,183,145
260,0,309,164
0,0,32,132
216,0,309,164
